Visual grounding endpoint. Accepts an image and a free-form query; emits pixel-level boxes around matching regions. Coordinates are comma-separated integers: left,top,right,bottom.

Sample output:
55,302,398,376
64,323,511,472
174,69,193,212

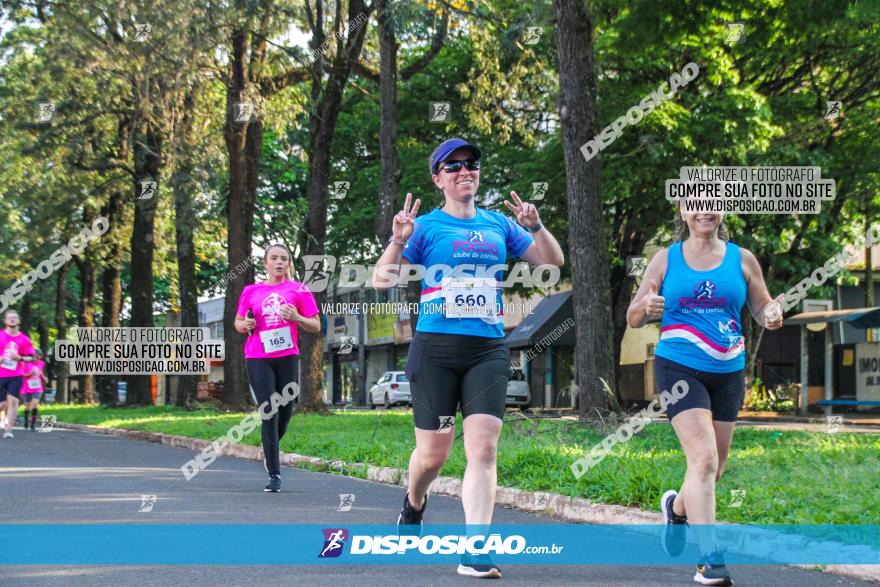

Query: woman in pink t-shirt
234,244,320,492
21,349,48,431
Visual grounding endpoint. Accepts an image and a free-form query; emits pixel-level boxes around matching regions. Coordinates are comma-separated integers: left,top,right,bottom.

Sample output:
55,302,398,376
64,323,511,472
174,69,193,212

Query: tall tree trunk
127,122,162,406
554,0,615,414
222,28,258,408
20,298,31,335
54,265,69,403
374,0,401,241
300,0,372,413
174,90,202,408
97,191,124,405
38,321,49,355
76,251,98,404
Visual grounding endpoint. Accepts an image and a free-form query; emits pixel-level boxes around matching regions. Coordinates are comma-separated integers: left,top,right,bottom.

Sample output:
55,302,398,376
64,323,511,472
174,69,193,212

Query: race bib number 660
442,277,497,319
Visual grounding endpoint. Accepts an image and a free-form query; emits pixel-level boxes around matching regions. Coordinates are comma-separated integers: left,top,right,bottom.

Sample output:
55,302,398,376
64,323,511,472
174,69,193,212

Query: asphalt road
0,425,872,586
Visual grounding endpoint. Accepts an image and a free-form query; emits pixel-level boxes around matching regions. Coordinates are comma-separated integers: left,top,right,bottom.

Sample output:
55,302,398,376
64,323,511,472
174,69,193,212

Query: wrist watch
389,236,407,246
527,222,543,233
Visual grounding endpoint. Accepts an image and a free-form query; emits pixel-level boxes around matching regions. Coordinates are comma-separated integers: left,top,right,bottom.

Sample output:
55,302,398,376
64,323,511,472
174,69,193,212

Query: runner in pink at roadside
0,310,37,438
21,349,48,431
236,280,318,359
233,244,321,493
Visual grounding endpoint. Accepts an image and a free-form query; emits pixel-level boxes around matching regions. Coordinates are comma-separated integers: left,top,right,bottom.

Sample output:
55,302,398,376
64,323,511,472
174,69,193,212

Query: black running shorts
0,377,23,401
654,356,745,422
405,332,510,431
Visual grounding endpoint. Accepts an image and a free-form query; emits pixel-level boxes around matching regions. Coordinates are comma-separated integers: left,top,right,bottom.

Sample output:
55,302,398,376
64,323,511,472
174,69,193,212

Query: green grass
43,404,880,525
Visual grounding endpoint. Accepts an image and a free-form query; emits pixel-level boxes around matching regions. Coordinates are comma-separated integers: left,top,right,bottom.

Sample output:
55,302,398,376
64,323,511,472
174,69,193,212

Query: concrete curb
55,421,878,583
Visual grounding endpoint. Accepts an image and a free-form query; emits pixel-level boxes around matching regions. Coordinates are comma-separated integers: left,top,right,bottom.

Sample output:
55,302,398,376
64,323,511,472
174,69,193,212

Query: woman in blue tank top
626,204,784,586
373,138,564,579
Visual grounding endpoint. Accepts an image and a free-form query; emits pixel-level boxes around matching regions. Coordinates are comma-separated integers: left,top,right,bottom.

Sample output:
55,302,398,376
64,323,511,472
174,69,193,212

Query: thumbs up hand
644,279,666,319
763,294,785,330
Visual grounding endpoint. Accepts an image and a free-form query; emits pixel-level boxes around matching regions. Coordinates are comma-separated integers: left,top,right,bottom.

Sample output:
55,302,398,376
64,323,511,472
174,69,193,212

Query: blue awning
785,307,880,328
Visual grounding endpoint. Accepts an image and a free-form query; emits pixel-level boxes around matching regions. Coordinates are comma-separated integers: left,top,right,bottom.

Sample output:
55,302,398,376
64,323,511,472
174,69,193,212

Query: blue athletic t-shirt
654,241,748,373
401,207,534,338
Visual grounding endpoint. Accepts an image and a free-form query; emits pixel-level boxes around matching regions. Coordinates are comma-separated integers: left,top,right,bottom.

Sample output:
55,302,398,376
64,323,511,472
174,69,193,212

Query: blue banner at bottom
1,524,878,565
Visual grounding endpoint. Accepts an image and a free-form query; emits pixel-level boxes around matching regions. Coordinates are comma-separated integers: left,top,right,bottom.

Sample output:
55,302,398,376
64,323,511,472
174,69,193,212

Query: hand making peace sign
392,192,421,240
503,191,540,230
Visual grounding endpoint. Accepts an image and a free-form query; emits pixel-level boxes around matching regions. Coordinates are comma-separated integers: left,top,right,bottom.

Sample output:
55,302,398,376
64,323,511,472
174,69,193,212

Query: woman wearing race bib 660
234,244,320,493
627,204,784,586
374,138,564,579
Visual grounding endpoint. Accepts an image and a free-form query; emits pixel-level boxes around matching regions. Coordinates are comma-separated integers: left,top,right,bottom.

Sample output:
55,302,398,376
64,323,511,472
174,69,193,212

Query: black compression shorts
654,356,745,422
405,331,510,431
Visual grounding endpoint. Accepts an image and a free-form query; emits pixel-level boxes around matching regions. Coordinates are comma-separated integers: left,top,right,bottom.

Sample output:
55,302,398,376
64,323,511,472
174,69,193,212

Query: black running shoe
264,474,281,493
458,552,502,579
396,492,427,535
694,552,733,586
661,489,688,557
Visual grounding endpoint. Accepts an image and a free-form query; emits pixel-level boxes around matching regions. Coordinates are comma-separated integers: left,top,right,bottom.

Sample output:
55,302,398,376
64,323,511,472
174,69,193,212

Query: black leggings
245,356,299,476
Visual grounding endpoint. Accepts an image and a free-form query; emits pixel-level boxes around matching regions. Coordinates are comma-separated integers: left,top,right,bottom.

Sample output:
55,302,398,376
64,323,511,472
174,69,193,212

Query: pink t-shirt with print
0,330,36,378
23,359,45,394
236,280,319,359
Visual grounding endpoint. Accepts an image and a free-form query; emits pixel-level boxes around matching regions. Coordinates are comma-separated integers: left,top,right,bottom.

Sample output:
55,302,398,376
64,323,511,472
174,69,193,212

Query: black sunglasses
439,158,480,173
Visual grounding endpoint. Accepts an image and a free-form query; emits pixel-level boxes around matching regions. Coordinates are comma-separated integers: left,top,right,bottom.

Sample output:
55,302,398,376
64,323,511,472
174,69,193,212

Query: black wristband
527,222,543,233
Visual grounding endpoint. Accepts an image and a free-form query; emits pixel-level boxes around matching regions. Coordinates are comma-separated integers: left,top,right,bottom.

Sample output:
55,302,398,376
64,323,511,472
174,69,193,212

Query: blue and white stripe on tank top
654,240,748,373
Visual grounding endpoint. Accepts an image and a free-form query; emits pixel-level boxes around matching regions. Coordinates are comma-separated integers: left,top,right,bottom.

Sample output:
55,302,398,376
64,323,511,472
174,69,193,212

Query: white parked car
506,377,530,408
368,371,411,408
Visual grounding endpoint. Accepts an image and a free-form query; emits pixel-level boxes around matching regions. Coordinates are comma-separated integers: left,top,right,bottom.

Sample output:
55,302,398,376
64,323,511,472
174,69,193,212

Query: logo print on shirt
453,230,499,256
694,280,716,300
679,280,726,310
261,292,288,328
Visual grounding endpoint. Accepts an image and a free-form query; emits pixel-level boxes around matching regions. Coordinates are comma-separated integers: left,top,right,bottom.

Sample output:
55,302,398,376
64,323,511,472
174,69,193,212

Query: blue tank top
401,207,534,338
654,241,747,373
